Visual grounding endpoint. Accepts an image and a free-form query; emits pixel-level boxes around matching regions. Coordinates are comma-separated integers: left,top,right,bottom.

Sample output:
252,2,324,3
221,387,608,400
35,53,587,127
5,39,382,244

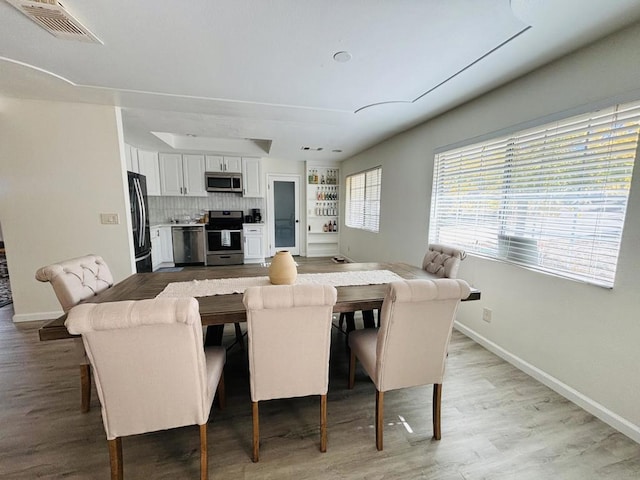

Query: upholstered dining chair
65,297,226,480
35,254,114,413
422,243,467,279
242,284,337,462
348,278,471,451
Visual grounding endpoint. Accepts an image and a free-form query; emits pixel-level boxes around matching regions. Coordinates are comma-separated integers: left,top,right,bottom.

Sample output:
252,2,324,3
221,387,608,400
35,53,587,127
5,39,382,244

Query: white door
267,175,300,256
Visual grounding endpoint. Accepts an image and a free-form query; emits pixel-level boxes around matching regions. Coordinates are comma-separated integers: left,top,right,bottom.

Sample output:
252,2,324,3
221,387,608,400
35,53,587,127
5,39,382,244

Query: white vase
268,251,297,285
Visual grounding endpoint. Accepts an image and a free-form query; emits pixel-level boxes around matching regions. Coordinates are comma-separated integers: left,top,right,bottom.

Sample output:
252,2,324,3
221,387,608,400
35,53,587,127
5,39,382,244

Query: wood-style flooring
2,276,639,478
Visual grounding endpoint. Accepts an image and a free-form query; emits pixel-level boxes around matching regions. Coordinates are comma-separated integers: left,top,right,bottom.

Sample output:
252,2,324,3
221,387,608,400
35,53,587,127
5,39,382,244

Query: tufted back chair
35,254,114,312
422,243,466,279
242,284,337,462
65,297,225,480
348,279,470,450
35,254,114,413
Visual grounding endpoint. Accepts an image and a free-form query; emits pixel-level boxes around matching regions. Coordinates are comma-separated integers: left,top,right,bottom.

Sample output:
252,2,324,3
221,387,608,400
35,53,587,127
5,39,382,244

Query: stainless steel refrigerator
127,171,152,272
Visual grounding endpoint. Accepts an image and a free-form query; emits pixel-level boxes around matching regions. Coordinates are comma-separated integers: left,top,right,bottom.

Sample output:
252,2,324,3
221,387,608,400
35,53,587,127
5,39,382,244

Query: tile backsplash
148,194,264,224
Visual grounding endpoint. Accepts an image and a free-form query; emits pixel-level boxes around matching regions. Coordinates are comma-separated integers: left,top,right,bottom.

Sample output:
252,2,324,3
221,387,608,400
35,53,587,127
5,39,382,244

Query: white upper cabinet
125,144,139,173
242,157,262,197
182,154,207,196
159,153,183,196
159,153,207,197
137,150,161,196
205,155,242,173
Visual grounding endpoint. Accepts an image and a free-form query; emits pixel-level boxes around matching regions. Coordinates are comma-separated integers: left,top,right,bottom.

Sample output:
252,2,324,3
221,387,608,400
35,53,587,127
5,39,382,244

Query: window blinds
429,101,640,287
346,167,382,232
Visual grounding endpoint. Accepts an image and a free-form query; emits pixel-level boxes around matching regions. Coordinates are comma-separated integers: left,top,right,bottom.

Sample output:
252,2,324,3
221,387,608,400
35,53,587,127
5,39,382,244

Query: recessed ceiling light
333,51,352,63
185,133,197,137
332,149,342,153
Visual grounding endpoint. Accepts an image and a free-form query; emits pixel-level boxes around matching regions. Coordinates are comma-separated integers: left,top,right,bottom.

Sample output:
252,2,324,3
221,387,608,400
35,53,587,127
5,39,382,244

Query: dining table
38,261,480,342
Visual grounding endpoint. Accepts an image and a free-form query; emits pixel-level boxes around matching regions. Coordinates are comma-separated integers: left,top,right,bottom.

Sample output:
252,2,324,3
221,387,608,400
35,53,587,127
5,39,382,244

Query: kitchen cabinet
242,157,262,197
159,226,174,264
306,162,340,257
125,144,139,172
151,225,175,270
150,227,162,270
205,155,242,173
159,153,207,197
137,149,161,196
243,224,265,264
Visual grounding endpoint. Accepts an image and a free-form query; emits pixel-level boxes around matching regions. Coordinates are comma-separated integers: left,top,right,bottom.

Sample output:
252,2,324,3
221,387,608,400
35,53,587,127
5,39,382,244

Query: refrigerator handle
134,178,145,247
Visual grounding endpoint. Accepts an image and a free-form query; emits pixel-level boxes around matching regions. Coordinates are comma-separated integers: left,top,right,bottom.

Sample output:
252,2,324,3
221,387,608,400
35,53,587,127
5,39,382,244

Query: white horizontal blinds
430,100,640,287
363,167,382,232
345,167,382,232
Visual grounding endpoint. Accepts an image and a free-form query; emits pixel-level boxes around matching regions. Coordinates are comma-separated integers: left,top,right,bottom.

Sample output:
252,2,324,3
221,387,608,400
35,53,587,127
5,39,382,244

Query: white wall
0,98,134,321
339,22,640,440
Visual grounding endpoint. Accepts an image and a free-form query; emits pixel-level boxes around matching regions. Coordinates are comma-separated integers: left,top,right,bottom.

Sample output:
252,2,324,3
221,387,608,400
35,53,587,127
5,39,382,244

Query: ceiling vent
6,0,102,43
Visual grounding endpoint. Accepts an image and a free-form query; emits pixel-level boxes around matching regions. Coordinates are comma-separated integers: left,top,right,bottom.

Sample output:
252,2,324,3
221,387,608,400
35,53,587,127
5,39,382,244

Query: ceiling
2,0,640,162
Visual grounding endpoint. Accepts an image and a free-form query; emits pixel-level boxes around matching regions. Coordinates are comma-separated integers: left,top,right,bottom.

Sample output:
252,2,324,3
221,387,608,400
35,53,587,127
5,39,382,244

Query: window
346,167,382,232
429,101,640,288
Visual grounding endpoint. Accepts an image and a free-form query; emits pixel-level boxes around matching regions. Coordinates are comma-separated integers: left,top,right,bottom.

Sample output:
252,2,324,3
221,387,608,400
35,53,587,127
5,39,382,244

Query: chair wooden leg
252,401,260,462
216,372,226,410
433,383,442,440
375,390,384,451
320,394,327,453
200,424,208,480
348,350,356,389
80,364,91,413
108,437,123,480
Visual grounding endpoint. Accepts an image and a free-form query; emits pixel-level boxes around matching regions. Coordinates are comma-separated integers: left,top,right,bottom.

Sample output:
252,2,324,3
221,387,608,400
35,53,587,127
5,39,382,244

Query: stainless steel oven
206,210,244,265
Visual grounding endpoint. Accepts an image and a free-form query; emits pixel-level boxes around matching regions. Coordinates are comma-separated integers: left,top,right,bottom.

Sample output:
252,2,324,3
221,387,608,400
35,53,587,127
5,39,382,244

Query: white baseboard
454,321,640,445
13,310,62,323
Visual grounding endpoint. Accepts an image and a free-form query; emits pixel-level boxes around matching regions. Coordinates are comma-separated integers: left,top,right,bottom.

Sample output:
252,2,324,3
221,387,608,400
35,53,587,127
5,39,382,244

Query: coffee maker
252,208,262,223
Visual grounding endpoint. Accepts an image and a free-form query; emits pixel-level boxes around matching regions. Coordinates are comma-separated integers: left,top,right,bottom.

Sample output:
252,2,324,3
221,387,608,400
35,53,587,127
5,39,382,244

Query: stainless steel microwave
205,172,243,193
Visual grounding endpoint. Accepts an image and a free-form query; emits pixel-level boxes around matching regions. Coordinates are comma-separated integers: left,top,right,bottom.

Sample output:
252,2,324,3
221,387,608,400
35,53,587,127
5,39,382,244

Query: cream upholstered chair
35,254,114,413
422,243,467,279
65,297,225,480
242,284,337,462
348,278,470,450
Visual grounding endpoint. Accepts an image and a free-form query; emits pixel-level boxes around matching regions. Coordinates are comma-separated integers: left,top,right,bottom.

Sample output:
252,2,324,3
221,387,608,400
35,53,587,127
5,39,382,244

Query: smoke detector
6,0,102,43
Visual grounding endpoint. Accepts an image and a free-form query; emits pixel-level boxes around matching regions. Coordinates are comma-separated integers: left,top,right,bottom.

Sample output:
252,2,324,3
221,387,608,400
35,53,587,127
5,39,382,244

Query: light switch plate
100,213,119,225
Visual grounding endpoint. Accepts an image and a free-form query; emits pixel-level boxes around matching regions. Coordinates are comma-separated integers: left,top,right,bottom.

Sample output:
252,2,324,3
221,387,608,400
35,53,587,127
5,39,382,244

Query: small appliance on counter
251,208,262,223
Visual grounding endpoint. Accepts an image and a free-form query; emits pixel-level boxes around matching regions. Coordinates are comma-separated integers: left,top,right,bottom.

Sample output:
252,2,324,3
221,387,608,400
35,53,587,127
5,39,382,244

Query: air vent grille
6,0,102,43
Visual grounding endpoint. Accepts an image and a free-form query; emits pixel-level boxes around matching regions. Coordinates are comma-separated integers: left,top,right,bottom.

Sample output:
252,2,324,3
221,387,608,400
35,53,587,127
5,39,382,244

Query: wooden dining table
38,262,480,342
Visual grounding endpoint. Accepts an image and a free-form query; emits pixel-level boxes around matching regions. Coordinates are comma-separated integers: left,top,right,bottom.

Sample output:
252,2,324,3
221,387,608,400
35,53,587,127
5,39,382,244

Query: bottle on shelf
332,220,337,232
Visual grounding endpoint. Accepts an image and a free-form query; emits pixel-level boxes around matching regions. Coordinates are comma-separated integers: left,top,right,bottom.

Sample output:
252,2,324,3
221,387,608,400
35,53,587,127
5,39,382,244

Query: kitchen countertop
151,223,206,228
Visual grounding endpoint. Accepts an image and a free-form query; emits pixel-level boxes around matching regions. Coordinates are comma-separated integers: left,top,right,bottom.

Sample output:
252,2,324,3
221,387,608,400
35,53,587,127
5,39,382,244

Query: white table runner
156,269,403,298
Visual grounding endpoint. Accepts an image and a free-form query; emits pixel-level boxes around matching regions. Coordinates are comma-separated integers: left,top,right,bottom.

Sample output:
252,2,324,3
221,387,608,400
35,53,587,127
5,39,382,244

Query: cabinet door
243,225,265,262
205,155,224,172
137,150,161,196
150,228,161,270
125,144,139,173
244,235,263,259
224,156,242,173
159,153,184,196
182,154,207,196
242,157,262,197
159,226,174,263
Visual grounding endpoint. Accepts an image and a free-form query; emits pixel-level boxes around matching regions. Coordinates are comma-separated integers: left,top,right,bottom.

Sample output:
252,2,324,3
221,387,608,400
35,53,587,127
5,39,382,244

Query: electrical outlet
100,213,119,225
482,308,492,323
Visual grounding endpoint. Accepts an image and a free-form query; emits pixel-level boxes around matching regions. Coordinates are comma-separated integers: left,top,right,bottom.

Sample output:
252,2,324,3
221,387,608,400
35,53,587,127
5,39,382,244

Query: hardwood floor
2,277,640,478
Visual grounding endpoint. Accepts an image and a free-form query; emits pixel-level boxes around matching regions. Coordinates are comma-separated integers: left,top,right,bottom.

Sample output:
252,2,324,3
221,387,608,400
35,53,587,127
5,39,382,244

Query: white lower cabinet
159,226,174,264
151,227,162,270
243,224,265,264
151,226,175,270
